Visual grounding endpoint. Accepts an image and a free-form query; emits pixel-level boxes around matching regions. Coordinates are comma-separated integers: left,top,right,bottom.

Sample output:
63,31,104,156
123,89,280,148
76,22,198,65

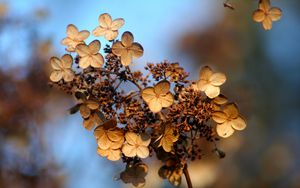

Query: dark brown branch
183,164,193,188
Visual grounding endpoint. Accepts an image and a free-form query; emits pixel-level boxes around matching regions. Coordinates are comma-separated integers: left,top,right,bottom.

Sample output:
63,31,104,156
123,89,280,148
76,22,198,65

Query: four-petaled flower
112,31,144,66
76,40,104,69
122,132,151,158
92,13,125,40
252,0,282,30
120,163,148,187
195,66,226,99
61,24,90,52
49,54,75,82
158,125,179,152
141,81,174,113
212,103,246,138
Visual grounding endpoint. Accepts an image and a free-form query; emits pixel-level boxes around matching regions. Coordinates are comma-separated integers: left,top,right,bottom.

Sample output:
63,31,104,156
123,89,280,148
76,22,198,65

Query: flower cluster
49,13,247,187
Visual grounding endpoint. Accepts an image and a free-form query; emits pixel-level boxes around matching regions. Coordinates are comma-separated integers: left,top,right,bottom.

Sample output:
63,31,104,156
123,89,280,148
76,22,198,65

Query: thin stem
183,164,193,188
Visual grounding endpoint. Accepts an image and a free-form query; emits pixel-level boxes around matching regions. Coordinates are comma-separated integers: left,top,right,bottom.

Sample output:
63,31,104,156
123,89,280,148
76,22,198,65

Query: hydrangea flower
61,24,90,52
158,125,179,152
122,132,151,158
141,81,174,113
212,103,246,138
112,31,143,66
75,40,104,69
49,54,74,82
92,13,125,40
196,66,226,99
252,0,282,30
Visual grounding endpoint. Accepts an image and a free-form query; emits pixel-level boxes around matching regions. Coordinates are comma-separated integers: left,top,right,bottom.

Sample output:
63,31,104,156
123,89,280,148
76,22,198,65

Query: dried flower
253,0,282,30
76,40,104,69
158,125,179,152
83,113,103,130
212,103,246,138
196,66,226,98
112,31,144,66
122,132,151,158
61,24,90,52
141,81,174,113
120,163,148,187
49,54,74,82
79,100,99,119
92,13,125,40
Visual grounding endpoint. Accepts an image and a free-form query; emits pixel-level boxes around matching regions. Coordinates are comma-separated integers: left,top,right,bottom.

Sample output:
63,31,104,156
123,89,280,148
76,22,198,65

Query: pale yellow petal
88,40,101,54
121,31,134,47
136,146,149,158
213,94,228,105
259,0,270,12
111,41,125,56
129,43,144,58
111,18,125,30
223,103,239,119
63,69,74,82
121,52,132,66
66,24,79,39
107,129,123,142
76,44,90,57
148,98,162,113
50,71,63,82
99,13,112,28
92,26,107,37
253,10,265,22
75,30,90,41
209,73,226,86
98,133,112,150
107,149,121,161
199,66,213,80
78,56,90,69
104,30,118,41
122,144,137,157
216,122,234,138
125,132,138,145
61,54,73,68
197,79,208,91
97,147,109,157
212,111,227,124
160,93,174,108
269,7,282,21
141,87,156,103
231,116,246,131
154,80,170,95
205,85,220,98
94,126,105,139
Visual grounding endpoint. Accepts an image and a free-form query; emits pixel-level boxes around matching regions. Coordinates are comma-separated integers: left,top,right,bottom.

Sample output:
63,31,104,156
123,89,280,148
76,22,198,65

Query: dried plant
49,13,248,188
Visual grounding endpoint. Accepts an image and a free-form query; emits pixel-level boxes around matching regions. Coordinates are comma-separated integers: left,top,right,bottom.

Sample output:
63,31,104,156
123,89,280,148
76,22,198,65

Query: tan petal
76,44,90,57
88,40,101,54
141,87,156,103
86,100,99,110
262,16,272,30
50,57,62,70
148,98,162,113
253,10,265,22
110,137,124,149
78,56,91,69
213,94,228,105
125,132,138,145
139,133,151,146
104,30,118,41
212,111,227,124
66,24,79,39
94,126,104,139
50,71,63,82
106,149,121,161
75,30,90,41
223,103,239,119
216,122,234,138
269,7,282,21
98,133,112,150
121,31,134,47
197,79,208,91
80,105,91,118
97,147,109,157
154,80,170,95
136,146,149,158
209,73,226,86
231,116,246,130
259,0,270,12
83,118,95,130
61,54,73,68
111,41,125,56
122,144,137,157
99,13,112,28
63,69,74,82
92,26,107,37
121,52,132,66
199,66,213,80
107,129,123,142
111,18,125,30
91,54,104,68
129,43,144,58
160,93,174,108
160,138,173,152
205,85,220,98
61,38,76,51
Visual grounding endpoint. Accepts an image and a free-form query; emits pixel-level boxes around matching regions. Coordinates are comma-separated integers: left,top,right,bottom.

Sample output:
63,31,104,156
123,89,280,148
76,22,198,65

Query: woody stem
183,164,193,188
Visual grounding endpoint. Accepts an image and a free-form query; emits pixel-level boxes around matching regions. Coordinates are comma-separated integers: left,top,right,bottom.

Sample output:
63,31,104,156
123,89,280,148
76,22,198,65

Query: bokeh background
0,0,299,187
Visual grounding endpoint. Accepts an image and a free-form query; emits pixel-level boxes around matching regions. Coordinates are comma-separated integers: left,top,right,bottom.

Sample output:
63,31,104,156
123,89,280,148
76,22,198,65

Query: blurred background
0,0,299,187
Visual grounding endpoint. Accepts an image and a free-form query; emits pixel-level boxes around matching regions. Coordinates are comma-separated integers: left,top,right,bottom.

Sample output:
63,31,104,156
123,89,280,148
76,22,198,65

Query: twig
183,163,193,188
